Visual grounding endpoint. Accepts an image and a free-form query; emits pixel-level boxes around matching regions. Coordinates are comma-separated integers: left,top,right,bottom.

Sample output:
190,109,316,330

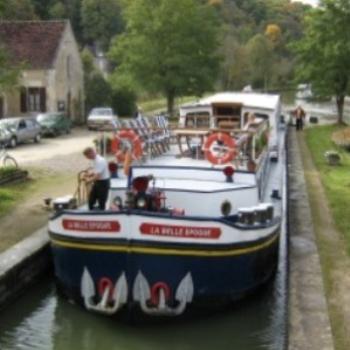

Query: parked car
36,112,72,136
87,107,118,131
0,125,12,147
0,117,41,147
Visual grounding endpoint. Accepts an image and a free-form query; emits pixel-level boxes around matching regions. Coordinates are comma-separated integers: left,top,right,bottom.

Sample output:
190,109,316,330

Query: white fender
81,267,96,304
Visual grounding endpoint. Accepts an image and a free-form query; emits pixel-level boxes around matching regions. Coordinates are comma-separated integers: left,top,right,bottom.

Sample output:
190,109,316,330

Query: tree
49,2,67,19
0,49,19,93
265,24,282,45
0,0,37,20
31,0,56,19
109,0,221,116
81,49,112,113
81,0,123,50
293,0,350,123
246,34,274,91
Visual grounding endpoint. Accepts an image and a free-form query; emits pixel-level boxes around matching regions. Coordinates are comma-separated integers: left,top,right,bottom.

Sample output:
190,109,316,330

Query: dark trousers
296,118,303,131
89,179,110,210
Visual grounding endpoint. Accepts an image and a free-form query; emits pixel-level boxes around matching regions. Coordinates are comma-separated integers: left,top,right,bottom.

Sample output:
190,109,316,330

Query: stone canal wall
0,228,51,311
287,128,334,350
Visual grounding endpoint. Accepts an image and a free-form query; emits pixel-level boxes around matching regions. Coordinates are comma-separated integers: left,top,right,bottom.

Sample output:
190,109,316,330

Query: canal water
0,207,288,350
0,275,286,350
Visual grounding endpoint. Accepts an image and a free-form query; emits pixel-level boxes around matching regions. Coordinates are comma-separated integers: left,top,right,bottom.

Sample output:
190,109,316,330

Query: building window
67,55,71,80
20,87,46,113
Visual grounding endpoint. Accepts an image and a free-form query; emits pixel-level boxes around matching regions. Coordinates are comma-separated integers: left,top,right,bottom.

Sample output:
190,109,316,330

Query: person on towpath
83,147,110,210
294,106,306,131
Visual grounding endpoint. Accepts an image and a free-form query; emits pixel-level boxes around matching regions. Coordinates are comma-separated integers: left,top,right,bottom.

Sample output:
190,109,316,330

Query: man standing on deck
83,147,110,210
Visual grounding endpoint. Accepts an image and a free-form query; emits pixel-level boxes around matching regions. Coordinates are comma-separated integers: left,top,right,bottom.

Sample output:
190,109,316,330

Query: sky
292,0,319,7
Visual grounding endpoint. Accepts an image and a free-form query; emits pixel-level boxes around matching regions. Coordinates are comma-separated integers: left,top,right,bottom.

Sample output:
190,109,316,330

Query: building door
0,97,3,118
67,91,71,118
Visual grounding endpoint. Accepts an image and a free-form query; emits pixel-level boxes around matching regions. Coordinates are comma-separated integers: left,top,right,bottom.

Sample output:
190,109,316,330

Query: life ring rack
111,129,143,162
203,132,237,165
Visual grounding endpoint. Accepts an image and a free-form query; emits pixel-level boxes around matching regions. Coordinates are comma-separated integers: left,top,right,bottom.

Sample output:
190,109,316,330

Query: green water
0,277,284,350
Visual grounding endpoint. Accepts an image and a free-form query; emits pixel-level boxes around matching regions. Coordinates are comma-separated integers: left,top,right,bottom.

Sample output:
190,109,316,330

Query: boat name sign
140,223,221,239
63,219,120,232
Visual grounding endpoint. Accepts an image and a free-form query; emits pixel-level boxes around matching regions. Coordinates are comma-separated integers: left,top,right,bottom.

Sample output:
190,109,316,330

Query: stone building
0,20,84,123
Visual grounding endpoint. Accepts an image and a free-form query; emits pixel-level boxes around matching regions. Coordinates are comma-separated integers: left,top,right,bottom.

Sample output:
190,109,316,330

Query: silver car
0,117,41,148
0,125,12,147
87,107,118,131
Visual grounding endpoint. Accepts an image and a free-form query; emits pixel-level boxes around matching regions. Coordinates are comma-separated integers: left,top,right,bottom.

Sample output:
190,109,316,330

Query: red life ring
203,132,236,165
111,129,143,163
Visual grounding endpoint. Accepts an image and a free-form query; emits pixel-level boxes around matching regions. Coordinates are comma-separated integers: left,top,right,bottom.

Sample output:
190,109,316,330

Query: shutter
20,88,27,113
40,88,46,112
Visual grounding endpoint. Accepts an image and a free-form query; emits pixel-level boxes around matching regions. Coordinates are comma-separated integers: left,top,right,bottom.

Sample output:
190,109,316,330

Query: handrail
74,169,92,206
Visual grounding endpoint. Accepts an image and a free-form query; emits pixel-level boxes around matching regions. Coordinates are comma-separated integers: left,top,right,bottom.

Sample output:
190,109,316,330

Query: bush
111,87,137,117
0,166,18,178
332,128,350,151
85,73,112,113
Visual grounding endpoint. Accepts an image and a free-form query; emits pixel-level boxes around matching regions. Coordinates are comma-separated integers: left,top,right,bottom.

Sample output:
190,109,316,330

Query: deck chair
139,116,166,154
133,118,162,158
154,115,171,150
126,119,158,159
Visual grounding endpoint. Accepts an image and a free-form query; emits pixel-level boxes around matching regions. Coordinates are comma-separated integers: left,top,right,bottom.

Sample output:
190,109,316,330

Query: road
7,128,100,172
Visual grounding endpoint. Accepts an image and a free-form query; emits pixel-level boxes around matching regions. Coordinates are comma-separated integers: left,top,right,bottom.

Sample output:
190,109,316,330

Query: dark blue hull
50,230,279,317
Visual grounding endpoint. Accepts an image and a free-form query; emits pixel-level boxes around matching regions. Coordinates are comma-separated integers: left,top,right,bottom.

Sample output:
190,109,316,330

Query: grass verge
0,168,77,252
304,124,350,252
138,95,197,114
303,124,350,350
0,182,28,215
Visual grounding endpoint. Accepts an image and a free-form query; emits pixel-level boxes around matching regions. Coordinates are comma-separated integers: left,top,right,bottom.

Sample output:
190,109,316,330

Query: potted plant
324,150,341,166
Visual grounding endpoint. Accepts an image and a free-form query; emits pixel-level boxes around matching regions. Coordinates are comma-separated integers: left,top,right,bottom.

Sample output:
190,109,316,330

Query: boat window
254,113,269,120
185,112,209,128
213,104,241,117
213,103,242,129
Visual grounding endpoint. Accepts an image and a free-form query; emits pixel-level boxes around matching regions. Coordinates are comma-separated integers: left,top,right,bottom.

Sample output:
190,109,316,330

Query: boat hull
50,227,279,317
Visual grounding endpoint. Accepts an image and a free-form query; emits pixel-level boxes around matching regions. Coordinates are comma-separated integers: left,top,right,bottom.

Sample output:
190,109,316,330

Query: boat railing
74,169,93,206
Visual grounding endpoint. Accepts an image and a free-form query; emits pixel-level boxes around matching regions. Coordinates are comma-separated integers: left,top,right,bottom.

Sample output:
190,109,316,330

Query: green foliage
246,33,274,90
109,0,221,115
81,47,95,73
0,187,16,213
110,88,136,117
0,167,18,178
81,0,123,50
82,48,113,113
49,1,67,18
293,0,350,123
85,73,112,113
31,0,56,18
216,0,308,91
0,48,20,92
0,0,37,20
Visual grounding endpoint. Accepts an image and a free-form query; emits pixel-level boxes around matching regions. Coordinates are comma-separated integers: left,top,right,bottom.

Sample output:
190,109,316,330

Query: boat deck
111,177,254,192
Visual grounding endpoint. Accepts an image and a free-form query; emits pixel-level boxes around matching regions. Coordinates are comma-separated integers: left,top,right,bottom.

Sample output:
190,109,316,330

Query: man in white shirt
83,147,110,210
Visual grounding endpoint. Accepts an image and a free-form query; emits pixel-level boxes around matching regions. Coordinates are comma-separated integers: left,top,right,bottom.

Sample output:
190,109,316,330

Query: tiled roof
0,20,67,69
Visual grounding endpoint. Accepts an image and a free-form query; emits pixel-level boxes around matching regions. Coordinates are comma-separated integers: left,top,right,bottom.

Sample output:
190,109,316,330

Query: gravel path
7,127,99,173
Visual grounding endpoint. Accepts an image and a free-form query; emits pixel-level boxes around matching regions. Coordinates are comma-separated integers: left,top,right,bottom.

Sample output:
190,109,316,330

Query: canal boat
48,92,287,318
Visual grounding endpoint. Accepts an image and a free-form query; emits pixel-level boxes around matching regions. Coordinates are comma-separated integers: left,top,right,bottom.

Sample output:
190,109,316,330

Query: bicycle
0,144,18,168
